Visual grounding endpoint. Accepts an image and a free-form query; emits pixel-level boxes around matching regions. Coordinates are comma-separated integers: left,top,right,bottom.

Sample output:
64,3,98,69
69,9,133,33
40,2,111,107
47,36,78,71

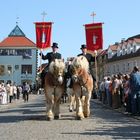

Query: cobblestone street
0,94,140,140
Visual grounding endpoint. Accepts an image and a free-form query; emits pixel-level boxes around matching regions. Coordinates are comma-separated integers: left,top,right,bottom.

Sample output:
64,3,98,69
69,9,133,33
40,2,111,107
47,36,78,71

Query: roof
107,48,140,62
134,38,140,43
0,36,36,47
8,25,25,37
108,44,118,51
0,25,36,47
108,35,140,52
127,34,140,40
98,49,107,57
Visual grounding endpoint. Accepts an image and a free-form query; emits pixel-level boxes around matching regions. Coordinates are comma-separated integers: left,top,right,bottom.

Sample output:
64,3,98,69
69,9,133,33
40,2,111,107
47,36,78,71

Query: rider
39,42,62,88
68,44,96,88
78,44,96,81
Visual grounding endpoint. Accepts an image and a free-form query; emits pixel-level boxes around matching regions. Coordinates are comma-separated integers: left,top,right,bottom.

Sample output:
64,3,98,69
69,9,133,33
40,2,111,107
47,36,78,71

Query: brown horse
44,59,65,120
71,56,93,120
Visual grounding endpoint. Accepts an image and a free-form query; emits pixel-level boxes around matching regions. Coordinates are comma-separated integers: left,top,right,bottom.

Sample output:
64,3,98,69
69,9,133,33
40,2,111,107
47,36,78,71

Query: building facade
0,25,37,86
105,35,140,76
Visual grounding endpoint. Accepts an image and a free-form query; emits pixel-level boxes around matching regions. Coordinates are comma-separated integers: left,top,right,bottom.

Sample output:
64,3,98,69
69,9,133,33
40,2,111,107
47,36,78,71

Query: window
127,63,130,71
133,60,137,67
0,65,5,75
133,45,136,53
21,65,32,74
123,63,125,72
117,64,119,72
7,65,12,74
22,49,32,59
15,65,19,70
113,65,115,73
0,80,4,83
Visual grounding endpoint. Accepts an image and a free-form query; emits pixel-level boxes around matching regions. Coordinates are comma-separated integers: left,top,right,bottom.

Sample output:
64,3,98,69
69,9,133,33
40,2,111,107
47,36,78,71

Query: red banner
35,22,52,49
85,23,103,52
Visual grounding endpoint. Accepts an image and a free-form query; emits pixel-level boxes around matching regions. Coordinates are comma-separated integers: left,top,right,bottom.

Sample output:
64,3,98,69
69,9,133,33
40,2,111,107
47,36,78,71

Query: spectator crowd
0,82,36,105
98,66,140,116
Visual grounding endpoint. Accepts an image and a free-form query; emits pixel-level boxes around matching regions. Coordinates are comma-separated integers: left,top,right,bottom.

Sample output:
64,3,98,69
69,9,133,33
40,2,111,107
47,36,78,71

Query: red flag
35,22,52,49
85,23,103,52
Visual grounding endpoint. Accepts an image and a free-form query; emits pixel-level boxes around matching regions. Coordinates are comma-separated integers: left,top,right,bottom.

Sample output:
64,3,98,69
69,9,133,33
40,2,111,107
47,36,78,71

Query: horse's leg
83,92,92,117
46,94,54,121
53,98,61,119
75,95,84,120
53,89,62,119
81,95,85,113
67,88,73,112
69,94,75,112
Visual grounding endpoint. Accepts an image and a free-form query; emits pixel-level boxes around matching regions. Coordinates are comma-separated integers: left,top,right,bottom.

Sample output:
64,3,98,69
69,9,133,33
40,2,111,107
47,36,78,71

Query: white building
105,35,140,76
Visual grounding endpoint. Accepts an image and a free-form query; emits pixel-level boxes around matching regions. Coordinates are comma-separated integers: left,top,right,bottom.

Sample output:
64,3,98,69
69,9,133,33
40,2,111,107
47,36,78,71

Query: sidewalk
92,98,140,120
0,94,38,111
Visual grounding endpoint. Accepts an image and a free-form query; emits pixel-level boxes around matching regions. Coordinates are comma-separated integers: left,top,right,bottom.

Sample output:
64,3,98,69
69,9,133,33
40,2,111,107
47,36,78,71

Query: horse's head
49,59,65,85
71,56,89,83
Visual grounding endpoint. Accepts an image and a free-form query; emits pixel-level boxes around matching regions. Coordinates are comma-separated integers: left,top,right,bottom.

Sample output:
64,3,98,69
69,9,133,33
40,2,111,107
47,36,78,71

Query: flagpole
40,11,47,73
91,12,98,93
94,50,98,86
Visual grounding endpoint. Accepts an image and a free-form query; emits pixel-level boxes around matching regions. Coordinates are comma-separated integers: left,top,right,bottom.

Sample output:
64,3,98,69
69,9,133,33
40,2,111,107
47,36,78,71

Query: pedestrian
22,82,30,102
6,82,11,103
39,42,62,88
122,74,131,113
9,83,14,103
130,66,140,115
17,85,22,99
100,77,107,104
0,83,7,105
104,77,112,107
13,84,17,100
111,75,121,109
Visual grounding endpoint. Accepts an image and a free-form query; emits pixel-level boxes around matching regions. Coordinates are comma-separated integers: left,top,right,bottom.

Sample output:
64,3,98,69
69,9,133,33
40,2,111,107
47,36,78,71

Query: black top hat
133,66,139,72
52,42,59,48
80,44,87,49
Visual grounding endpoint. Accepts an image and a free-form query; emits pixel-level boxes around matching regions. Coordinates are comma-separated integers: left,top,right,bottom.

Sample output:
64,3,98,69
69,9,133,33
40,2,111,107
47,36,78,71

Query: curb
91,99,140,120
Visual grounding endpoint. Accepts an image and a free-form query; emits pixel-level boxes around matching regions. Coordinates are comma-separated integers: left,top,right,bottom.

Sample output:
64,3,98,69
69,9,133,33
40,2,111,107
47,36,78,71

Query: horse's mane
72,56,89,72
49,59,65,74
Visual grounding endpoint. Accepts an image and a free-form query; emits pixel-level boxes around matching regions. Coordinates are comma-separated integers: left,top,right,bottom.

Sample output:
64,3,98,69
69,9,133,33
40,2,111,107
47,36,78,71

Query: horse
70,55,93,120
44,59,65,120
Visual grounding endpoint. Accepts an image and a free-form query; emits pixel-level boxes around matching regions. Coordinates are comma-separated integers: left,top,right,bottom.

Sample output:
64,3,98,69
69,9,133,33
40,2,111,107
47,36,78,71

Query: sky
0,0,140,62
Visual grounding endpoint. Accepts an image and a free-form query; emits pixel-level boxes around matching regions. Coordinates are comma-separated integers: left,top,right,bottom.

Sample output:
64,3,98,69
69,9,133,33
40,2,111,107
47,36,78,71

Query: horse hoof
84,113,90,118
47,117,53,121
69,109,73,112
54,116,59,120
76,116,83,120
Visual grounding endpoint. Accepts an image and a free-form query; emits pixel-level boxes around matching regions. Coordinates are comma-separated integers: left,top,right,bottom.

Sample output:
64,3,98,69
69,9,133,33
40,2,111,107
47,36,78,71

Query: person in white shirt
104,77,112,107
0,83,8,104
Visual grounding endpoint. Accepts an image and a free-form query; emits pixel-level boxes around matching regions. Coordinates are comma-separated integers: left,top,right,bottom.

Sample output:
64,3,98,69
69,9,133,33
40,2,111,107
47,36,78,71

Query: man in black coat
39,42,62,88
78,44,96,81
77,44,97,98
40,42,62,64
78,44,95,63
68,44,96,89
